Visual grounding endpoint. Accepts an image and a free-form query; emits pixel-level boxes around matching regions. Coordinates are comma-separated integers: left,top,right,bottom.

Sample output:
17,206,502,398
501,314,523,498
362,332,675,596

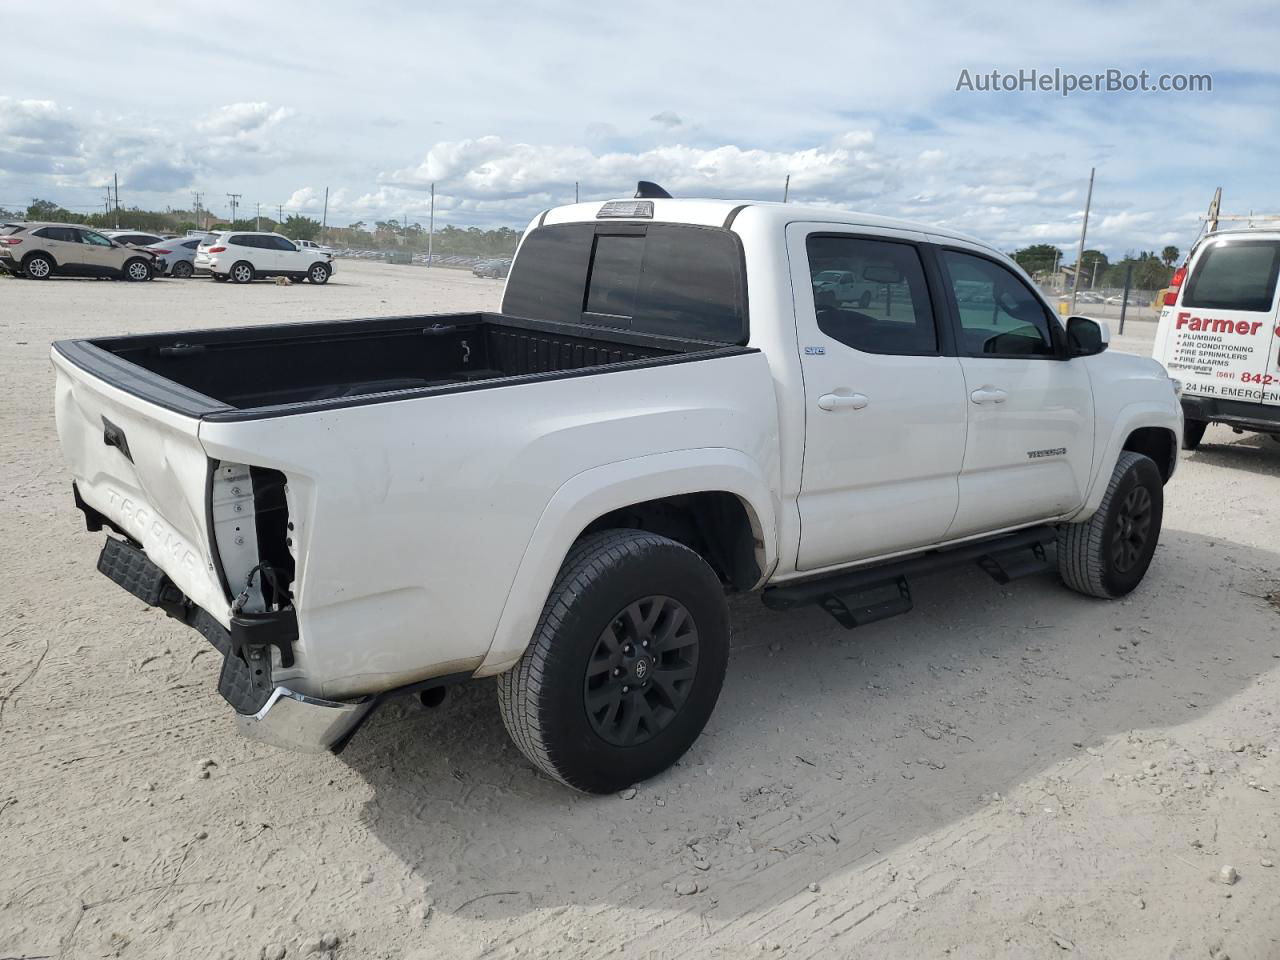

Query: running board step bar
762,526,1056,630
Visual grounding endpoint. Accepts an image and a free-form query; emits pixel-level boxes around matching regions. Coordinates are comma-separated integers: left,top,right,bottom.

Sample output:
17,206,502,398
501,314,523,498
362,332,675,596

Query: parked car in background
146,236,204,278
297,239,333,256
1153,228,1280,449
195,231,334,284
475,258,512,279
0,222,156,280
104,230,166,249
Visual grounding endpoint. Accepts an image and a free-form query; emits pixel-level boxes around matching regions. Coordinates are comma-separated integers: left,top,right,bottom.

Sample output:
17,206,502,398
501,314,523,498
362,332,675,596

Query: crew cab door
933,243,1094,538
788,224,967,571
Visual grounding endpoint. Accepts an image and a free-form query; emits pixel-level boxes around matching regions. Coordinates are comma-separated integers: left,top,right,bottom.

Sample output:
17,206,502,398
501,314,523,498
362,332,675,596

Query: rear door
789,224,968,570
1163,237,1280,408
935,244,1095,538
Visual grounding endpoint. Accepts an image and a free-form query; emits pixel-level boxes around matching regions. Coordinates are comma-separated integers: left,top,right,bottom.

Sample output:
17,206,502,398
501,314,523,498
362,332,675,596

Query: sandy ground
2,261,1278,960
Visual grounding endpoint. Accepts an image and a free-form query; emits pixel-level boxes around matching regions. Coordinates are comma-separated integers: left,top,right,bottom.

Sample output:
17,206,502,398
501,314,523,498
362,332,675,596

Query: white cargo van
1153,229,1280,448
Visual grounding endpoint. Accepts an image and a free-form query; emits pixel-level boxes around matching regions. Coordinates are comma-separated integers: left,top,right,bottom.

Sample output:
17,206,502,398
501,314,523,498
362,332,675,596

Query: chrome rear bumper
234,686,374,753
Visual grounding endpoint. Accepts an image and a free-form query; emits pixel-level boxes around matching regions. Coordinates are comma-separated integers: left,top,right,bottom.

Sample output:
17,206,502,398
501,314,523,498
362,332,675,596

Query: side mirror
1067,316,1109,357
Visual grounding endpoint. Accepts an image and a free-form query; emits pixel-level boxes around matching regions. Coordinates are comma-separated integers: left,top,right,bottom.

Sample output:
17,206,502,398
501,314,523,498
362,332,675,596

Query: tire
858,291,871,308
497,529,730,794
1182,419,1208,450
123,258,152,282
1057,451,1164,599
306,262,331,284
171,260,194,279
23,253,54,280
229,261,255,284
212,273,228,282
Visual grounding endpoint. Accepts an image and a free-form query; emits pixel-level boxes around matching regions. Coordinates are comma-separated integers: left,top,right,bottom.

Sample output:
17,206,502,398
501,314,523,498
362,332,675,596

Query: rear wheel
23,253,53,280
497,530,730,794
858,291,871,308
171,260,194,279
1182,419,1208,450
307,262,331,284
229,261,255,284
1058,451,1163,599
123,258,152,282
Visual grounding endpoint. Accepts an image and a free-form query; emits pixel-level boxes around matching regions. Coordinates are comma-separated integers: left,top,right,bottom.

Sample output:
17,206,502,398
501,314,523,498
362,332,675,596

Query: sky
3,0,1278,258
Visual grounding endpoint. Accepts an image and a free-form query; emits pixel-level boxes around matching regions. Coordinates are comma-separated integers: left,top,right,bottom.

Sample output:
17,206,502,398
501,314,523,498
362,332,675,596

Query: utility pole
192,191,203,230
104,186,113,220
278,204,283,226
320,187,329,243
113,171,120,228
783,174,790,203
574,181,579,203
1069,166,1095,314
1090,256,1100,290
255,202,261,231
226,193,241,226
427,182,434,268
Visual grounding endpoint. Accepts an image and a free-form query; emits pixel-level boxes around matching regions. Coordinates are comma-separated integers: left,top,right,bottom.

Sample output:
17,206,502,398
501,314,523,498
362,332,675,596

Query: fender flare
474,447,779,676
1069,400,1181,520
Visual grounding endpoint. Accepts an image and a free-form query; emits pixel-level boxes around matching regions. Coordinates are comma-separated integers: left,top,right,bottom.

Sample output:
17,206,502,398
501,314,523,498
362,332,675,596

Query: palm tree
1161,246,1180,268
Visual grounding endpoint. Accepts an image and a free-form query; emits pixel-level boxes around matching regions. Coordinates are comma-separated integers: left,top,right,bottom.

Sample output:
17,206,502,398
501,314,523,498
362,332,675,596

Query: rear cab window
504,222,747,344
1183,240,1280,312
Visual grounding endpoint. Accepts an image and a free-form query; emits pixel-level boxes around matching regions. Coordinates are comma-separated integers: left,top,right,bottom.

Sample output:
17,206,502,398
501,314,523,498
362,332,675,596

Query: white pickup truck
52,188,1183,793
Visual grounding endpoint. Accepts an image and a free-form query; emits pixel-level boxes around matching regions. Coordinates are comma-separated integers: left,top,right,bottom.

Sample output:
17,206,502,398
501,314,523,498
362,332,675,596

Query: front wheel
307,262,331,284
123,258,152,282
1058,451,1164,599
171,260,194,279
858,291,871,308
497,530,730,794
1182,419,1208,450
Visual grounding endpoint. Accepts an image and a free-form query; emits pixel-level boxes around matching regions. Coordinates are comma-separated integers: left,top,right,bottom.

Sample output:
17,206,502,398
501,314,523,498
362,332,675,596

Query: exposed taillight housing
1164,266,1187,305
207,245,227,253
148,247,172,255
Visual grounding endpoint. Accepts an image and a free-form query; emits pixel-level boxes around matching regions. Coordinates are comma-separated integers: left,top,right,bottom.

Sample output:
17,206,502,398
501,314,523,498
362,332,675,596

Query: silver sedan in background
146,236,204,278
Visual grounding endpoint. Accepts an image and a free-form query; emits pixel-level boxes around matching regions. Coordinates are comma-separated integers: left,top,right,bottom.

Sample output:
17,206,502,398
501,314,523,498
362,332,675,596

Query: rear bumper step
94,535,371,752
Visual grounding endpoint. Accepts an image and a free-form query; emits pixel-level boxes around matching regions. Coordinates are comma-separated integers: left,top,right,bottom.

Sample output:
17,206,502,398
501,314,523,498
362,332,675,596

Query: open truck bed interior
54,312,751,421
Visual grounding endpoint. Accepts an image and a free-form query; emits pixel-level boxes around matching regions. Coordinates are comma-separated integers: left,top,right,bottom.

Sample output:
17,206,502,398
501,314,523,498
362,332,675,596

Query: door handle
969,386,1009,405
818,393,869,411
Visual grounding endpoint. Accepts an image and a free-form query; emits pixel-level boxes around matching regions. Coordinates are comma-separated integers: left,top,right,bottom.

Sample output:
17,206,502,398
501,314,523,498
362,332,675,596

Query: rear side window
34,226,78,243
504,222,746,343
183,239,201,249
1183,240,1280,312
1,225,25,237
230,234,257,248
805,235,937,355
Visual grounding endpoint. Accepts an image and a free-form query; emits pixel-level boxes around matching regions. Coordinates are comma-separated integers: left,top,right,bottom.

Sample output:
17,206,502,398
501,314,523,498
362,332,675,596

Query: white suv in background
195,232,334,284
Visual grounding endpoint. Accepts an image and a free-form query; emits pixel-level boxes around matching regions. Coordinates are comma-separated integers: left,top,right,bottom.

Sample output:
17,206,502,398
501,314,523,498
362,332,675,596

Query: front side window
805,235,937,355
273,236,297,252
81,230,113,247
1183,240,1280,313
940,250,1057,357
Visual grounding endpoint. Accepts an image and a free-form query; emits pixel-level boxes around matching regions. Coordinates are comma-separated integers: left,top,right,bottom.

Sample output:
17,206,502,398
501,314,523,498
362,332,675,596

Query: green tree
1011,243,1063,276
281,215,322,241
26,199,74,222
1073,249,1109,288
1160,245,1180,268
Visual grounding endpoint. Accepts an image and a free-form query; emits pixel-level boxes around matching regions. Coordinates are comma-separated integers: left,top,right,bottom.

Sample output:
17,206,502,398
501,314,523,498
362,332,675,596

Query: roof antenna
635,181,672,199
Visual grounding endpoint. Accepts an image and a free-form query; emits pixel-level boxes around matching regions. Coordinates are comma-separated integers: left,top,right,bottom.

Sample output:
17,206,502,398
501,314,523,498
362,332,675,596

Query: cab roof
540,196,999,254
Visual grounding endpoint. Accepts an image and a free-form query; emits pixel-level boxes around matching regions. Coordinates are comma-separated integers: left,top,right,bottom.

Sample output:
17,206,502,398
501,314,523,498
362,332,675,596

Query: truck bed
54,312,747,422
